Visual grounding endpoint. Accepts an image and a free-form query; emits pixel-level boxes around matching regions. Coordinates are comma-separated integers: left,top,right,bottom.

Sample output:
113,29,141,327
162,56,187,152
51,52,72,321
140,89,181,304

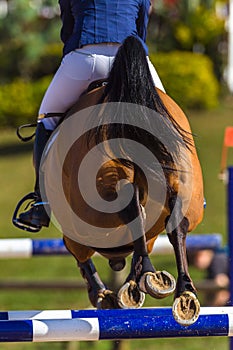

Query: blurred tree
0,0,61,82
148,0,227,80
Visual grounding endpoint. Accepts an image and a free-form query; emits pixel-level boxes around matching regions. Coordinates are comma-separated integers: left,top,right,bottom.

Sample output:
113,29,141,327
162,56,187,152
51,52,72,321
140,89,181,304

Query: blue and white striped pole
0,307,232,342
0,234,223,258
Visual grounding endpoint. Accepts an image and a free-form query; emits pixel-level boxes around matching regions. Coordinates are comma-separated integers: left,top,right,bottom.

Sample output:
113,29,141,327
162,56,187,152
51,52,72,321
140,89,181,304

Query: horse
40,36,204,326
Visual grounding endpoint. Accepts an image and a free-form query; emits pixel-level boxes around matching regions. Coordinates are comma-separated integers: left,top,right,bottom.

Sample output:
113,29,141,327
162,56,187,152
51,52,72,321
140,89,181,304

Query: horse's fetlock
175,272,196,298
136,255,155,276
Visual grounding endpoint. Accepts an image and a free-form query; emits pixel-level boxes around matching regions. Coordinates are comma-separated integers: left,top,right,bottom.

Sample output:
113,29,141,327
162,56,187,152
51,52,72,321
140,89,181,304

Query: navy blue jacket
59,0,151,56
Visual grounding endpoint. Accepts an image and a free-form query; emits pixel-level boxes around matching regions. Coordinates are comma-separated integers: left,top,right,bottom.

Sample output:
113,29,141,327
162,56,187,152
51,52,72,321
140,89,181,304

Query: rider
14,0,165,232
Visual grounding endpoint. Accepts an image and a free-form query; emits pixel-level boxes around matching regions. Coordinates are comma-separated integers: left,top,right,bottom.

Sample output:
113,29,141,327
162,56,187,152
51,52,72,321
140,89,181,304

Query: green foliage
0,76,52,127
150,50,219,110
151,1,225,49
148,0,227,80
0,0,61,82
174,6,225,49
31,43,62,78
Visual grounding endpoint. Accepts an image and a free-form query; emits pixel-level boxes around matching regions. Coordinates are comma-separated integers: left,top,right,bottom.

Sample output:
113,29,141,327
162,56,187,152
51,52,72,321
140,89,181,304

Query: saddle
86,79,108,93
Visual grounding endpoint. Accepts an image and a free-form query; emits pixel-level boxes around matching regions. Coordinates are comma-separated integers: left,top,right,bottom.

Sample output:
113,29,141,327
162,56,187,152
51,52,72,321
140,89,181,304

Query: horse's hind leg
117,184,176,308
78,259,118,309
63,236,118,309
166,195,200,326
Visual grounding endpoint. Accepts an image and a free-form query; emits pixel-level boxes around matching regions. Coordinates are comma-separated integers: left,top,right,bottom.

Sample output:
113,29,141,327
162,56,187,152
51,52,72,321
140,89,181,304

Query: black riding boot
14,123,52,231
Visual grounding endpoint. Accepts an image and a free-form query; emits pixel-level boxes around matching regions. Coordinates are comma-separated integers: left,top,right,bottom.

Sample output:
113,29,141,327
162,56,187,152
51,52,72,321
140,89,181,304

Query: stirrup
12,192,47,233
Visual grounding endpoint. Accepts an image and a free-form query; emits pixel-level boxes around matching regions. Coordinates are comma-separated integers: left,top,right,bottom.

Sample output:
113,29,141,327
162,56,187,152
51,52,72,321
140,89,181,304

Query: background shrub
150,51,220,110
0,76,52,128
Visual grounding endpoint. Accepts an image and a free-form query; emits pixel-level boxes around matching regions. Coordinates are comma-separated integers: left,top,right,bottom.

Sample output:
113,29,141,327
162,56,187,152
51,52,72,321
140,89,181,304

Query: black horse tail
92,35,192,175
96,35,191,145
102,36,166,111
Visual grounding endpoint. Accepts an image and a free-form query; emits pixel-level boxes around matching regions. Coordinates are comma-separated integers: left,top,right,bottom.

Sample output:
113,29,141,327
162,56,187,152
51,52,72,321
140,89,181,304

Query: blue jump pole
228,166,233,350
0,307,232,342
32,234,222,255
32,238,67,255
0,234,223,258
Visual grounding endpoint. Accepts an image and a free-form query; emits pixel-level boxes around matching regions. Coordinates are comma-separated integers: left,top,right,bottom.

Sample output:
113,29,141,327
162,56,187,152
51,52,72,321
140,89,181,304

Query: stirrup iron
12,192,48,233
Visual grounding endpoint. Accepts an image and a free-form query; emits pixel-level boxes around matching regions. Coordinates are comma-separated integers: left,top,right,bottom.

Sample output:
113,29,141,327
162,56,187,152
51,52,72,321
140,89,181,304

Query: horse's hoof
172,291,200,326
117,281,145,309
139,271,176,298
97,290,119,309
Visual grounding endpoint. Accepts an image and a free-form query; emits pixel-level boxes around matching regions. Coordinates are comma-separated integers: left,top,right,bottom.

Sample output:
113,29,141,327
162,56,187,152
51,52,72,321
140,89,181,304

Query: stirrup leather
12,192,49,233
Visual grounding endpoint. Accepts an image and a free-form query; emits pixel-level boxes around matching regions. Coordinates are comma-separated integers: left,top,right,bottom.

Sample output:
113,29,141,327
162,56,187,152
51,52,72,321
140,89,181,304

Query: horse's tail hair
97,35,191,142
93,36,192,176
101,35,162,108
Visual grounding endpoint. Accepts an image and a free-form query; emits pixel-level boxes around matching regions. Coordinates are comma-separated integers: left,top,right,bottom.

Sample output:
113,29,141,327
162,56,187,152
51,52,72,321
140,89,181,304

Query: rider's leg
17,121,52,229
14,46,117,231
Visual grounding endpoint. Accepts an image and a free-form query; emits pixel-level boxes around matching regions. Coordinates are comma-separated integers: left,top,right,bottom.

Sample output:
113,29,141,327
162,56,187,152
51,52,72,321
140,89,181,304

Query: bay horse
41,36,204,326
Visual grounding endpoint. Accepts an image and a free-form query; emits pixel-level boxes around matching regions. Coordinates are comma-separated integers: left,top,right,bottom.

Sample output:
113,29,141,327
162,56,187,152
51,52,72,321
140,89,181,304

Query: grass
0,95,233,349
189,95,233,240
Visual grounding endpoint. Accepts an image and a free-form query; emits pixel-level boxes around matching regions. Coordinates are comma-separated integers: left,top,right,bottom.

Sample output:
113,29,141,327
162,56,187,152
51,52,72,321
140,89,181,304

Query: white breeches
38,43,165,130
